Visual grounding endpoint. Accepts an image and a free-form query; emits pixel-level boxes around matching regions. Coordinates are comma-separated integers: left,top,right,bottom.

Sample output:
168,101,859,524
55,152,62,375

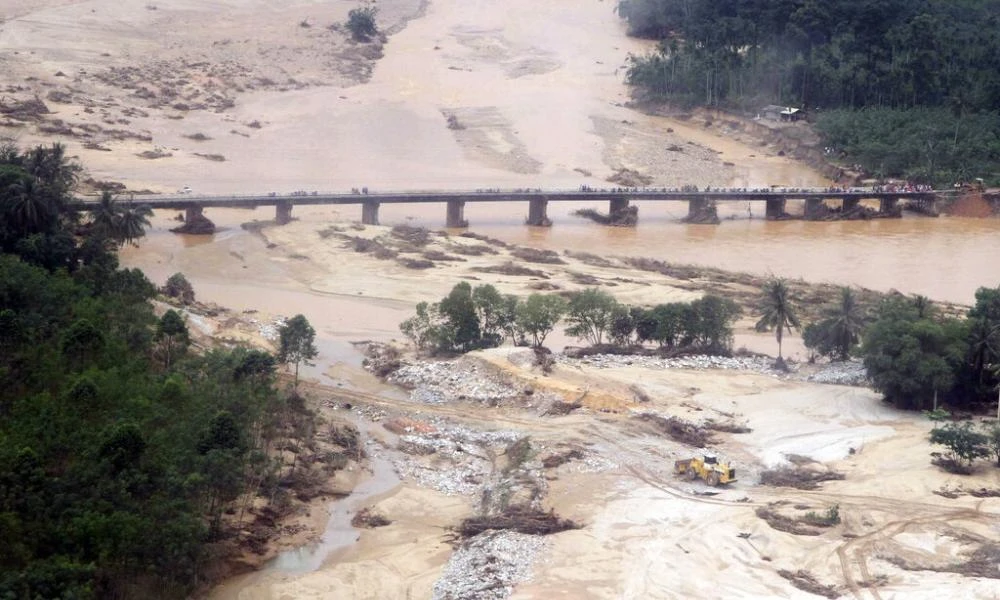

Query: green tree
156,309,190,369
4,177,51,234
609,304,636,346
277,314,318,388
438,282,481,352
516,294,567,348
929,422,988,469
116,201,153,247
861,297,967,410
564,288,620,345
632,306,658,344
755,278,800,363
804,287,867,361
162,272,196,305
472,284,509,348
688,295,741,354
981,420,1000,467
400,301,445,351
89,190,121,240
651,302,689,348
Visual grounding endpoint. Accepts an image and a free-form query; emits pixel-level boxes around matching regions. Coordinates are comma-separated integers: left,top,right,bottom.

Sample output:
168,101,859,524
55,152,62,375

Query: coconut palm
90,190,122,239
824,287,866,360
116,202,153,247
912,294,933,319
4,177,51,233
755,277,800,362
24,142,79,198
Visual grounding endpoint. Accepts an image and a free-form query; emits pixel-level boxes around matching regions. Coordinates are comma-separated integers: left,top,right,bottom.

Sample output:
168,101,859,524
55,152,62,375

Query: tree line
617,0,1000,185
401,277,1000,415
0,143,325,598
400,282,742,355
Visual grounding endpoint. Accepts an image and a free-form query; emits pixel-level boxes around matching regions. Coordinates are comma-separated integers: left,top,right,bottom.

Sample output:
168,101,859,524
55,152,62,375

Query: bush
929,422,989,471
162,272,195,304
346,5,378,41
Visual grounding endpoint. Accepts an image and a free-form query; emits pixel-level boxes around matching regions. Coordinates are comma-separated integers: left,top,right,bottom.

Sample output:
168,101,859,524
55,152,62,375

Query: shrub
929,422,989,471
162,272,195,304
346,5,378,41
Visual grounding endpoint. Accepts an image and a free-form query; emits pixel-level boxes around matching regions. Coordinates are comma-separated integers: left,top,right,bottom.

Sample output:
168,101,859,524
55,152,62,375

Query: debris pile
431,531,546,600
388,359,560,407
805,360,868,386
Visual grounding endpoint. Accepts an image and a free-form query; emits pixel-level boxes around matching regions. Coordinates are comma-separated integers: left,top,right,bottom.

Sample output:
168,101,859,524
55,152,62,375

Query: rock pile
391,421,522,496
559,353,790,375
805,360,868,386
431,531,546,600
388,359,561,406
556,353,871,387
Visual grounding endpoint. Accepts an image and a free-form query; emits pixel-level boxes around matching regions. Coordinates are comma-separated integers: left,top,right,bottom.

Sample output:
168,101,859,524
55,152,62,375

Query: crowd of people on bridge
572,184,934,194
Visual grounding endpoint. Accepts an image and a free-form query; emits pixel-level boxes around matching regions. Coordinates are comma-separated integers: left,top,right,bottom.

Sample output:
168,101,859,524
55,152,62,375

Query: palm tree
5,177,51,233
912,294,933,319
755,277,800,363
90,190,121,239
116,202,153,247
24,142,79,198
824,287,866,360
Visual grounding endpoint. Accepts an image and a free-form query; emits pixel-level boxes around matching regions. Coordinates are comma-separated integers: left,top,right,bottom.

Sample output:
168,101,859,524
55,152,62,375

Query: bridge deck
76,189,939,210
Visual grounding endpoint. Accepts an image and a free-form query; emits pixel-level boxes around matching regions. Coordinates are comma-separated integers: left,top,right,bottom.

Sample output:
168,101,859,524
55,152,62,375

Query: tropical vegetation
400,284,741,355
755,277,800,364
617,0,1000,185
0,143,325,598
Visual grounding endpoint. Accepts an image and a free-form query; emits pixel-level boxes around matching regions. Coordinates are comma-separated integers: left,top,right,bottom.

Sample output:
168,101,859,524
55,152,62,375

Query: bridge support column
765,198,786,219
842,197,860,213
684,198,720,224
446,199,468,228
804,198,824,220
609,197,629,217
879,196,900,217
608,197,637,225
275,200,293,225
171,203,215,234
526,197,551,226
362,200,380,225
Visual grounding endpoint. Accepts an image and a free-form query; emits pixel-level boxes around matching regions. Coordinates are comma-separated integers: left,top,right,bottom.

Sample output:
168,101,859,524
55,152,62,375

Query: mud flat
196,339,999,599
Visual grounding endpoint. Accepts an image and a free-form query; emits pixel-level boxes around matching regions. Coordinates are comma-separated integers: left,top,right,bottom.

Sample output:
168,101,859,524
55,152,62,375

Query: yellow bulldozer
674,454,737,486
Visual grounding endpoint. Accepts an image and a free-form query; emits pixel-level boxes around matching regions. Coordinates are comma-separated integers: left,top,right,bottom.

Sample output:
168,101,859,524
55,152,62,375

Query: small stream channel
267,445,401,573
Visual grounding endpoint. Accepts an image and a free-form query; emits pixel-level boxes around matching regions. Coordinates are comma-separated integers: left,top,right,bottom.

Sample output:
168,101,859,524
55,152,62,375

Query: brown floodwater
123,200,1000,320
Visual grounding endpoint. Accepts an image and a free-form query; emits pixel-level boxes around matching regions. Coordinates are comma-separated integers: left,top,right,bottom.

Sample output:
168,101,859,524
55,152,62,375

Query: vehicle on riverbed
674,454,737,486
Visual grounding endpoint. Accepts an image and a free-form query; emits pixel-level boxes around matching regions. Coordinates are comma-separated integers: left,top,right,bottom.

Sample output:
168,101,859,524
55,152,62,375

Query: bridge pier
842,197,860,213
275,200,293,225
185,205,204,223
170,203,215,234
765,198,786,219
684,197,720,224
446,199,468,228
609,197,629,218
362,200,380,225
804,198,824,220
526,197,551,226
608,197,637,225
879,196,900,216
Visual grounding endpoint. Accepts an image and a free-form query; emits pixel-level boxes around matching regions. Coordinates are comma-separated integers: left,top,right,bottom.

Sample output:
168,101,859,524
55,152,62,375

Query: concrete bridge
78,188,942,228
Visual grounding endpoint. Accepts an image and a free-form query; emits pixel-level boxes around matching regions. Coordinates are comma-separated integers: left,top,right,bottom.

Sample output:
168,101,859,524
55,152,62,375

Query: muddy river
123,198,1000,318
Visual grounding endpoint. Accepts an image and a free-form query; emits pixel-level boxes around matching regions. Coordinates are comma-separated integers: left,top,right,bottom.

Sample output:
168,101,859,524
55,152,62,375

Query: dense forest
0,143,312,598
617,0,1000,185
